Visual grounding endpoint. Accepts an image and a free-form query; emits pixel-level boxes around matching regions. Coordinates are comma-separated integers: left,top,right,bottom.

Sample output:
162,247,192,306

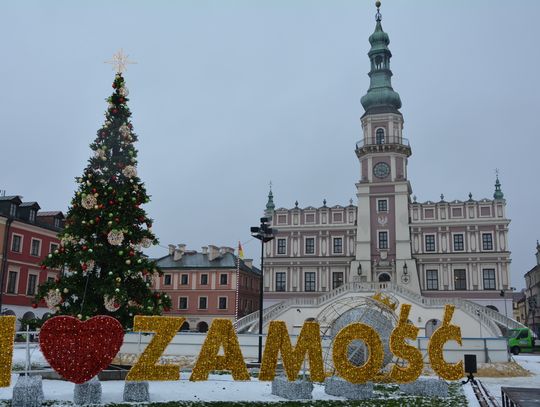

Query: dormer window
9,203,17,217
29,210,36,223
54,218,60,228
376,128,385,144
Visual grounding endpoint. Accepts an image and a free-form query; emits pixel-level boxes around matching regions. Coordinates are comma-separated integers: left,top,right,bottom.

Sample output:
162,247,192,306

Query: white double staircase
235,281,525,336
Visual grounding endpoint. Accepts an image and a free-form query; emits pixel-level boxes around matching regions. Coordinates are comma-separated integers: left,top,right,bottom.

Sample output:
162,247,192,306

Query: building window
47,277,55,284
29,210,36,223
50,243,59,254
9,203,17,217
180,274,188,285
304,272,316,292
164,274,172,286
275,272,286,292
482,233,493,251
27,274,37,296
332,272,344,289
200,274,208,285
54,218,61,228
277,239,286,255
377,199,388,212
198,297,207,309
453,234,464,251
483,269,496,290
305,238,315,254
378,231,388,250
220,274,228,285
454,269,466,290
218,297,227,310
426,270,438,290
333,237,343,254
30,239,41,256
376,128,385,144
11,235,22,253
179,297,188,309
425,235,436,252
7,271,17,294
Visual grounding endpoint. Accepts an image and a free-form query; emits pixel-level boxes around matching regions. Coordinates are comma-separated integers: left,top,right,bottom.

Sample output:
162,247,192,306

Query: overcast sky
1,0,539,290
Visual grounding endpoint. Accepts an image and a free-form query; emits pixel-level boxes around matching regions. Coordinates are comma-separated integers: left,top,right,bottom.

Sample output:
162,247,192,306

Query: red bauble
129,250,134,257
154,293,160,299
112,83,117,88
82,246,88,251
39,315,124,384
128,123,133,129
112,109,118,114
95,217,100,223
119,97,125,103
138,216,145,222
92,188,97,193
32,303,38,309
81,264,87,271
115,218,120,223
60,247,65,253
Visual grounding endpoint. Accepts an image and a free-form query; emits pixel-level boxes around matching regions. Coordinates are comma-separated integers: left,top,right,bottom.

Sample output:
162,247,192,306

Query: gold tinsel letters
332,322,383,384
389,304,423,383
259,321,325,382
127,316,185,381
190,319,250,381
428,305,465,381
0,316,16,387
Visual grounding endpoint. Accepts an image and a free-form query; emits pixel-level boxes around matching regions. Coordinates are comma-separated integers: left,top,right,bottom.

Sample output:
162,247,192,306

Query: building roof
155,251,261,276
19,201,41,209
0,195,22,203
37,211,64,218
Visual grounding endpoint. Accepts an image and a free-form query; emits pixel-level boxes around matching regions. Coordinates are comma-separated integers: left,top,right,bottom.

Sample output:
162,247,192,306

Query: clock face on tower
373,162,390,179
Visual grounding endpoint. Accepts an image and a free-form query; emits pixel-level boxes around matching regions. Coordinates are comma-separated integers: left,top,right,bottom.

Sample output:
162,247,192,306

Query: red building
0,195,64,327
154,244,261,332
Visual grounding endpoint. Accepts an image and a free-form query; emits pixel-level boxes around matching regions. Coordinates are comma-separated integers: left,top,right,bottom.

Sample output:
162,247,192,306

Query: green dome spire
265,182,275,218
360,1,402,115
493,172,504,200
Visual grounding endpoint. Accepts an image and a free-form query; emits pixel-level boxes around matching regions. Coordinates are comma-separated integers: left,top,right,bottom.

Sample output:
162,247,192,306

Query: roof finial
494,169,504,200
375,1,382,22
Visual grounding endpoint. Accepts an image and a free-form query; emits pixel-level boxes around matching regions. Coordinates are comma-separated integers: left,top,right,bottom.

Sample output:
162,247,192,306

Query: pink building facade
154,244,261,332
0,195,64,326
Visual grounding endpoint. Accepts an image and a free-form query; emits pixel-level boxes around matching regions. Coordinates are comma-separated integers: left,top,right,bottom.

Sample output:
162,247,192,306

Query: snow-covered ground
3,345,540,405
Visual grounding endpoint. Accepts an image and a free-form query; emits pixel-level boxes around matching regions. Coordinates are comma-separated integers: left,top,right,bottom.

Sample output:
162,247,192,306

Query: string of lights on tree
35,51,171,327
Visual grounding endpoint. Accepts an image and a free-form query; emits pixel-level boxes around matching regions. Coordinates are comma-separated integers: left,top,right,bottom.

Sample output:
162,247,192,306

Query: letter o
332,322,383,384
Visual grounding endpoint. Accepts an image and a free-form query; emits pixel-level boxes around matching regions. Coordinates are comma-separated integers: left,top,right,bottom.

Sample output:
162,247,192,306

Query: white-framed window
453,233,465,251
54,218,61,228
277,238,287,255
198,296,208,310
377,199,388,212
218,297,227,310
304,272,316,292
220,273,228,285
375,127,385,144
7,271,18,294
426,270,438,290
29,210,36,223
9,203,17,217
332,272,344,289
275,272,286,292
479,206,492,217
424,234,436,252
200,274,208,285
332,212,344,223
332,237,343,254
164,274,172,286
378,231,389,250
180,274,188,285
11,234,22,253
305,237,315,255
276,214,288,225
304,213,316,224
482,233,494,251
27,273,38,296
50,243,59,254
178,297,188,309
454,269,467,290
483,269,496,290
30,238,41,257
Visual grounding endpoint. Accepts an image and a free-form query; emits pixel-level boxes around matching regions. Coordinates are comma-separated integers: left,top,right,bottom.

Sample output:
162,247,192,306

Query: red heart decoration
39,315,124,384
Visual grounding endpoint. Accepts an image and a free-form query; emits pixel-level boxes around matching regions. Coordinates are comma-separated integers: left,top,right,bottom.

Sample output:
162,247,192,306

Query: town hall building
260,5,512,320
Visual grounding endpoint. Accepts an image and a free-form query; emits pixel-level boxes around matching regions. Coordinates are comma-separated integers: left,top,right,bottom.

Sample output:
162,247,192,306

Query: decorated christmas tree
36,52,171,328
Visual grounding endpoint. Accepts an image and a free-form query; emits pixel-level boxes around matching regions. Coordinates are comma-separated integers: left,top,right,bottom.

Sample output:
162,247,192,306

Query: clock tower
352,2,420,293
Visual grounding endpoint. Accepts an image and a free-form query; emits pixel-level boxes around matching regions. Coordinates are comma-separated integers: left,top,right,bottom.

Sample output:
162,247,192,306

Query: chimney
243,258,253,268
201,246,208,255
168,244,176,256
208,245,220,261
173,244,186,261
178,244,186,253
220,246,234,255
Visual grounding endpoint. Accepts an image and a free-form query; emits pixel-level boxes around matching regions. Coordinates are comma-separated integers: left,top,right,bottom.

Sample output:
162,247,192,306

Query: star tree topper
105,49,136,73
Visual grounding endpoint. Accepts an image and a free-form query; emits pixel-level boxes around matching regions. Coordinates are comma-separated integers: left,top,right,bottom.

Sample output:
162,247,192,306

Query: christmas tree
36,58,171,328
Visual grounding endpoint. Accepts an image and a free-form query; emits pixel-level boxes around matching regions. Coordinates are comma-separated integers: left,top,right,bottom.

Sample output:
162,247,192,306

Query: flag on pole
238,241,244,259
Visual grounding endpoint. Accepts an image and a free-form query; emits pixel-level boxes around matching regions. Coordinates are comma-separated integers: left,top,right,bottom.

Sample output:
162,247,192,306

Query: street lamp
403,263,408,276
250,216,276,364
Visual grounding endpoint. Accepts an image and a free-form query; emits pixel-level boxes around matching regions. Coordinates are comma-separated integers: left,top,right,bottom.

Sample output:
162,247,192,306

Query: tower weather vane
105,49,136,73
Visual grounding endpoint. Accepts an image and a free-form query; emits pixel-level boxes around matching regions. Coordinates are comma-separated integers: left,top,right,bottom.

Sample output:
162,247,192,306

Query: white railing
236,281,526,336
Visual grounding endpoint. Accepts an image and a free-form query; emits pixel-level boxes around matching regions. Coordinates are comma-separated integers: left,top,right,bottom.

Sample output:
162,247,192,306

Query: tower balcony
355,137,412,158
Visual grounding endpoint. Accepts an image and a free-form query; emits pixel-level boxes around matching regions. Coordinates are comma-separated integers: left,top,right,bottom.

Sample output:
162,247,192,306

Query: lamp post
250,216,276,364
